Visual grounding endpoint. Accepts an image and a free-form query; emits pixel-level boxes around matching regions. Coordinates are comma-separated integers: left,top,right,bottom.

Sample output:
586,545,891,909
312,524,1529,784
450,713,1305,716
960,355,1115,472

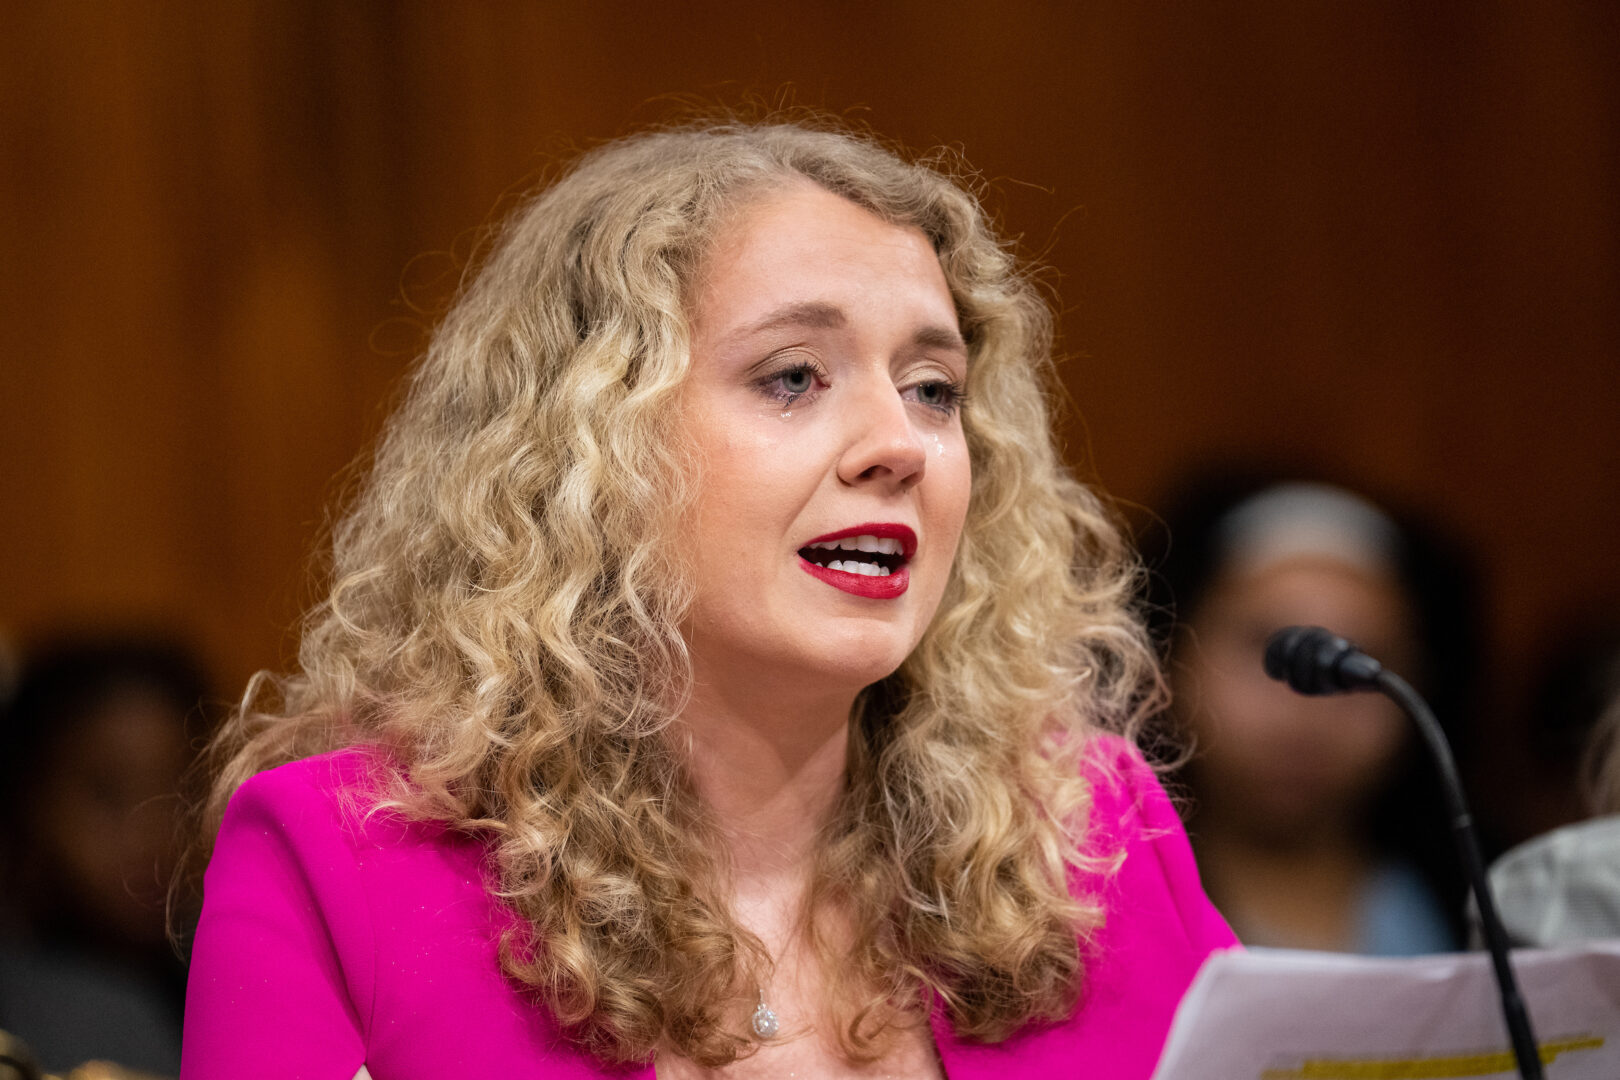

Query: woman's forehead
689,183,956,338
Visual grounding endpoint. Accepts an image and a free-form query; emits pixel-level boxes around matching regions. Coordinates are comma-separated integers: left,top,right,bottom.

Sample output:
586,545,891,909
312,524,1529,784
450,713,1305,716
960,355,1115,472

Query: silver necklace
751,989,780,1039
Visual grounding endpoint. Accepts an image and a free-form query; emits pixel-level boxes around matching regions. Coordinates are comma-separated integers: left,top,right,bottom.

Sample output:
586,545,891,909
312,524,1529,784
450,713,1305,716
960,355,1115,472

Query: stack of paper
1152,942,1620,1079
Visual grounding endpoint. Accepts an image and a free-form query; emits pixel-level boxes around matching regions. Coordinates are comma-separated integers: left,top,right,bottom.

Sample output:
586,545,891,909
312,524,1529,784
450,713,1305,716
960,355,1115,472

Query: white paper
1152,942,1620,1079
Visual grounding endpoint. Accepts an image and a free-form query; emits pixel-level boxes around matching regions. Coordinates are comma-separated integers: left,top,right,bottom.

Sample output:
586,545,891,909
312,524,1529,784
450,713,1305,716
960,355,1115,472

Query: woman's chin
785,652,908,699
753,642,913,702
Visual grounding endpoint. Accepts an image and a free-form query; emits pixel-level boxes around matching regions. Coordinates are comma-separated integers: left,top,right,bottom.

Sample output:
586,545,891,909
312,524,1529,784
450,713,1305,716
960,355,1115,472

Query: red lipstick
797,523,916,600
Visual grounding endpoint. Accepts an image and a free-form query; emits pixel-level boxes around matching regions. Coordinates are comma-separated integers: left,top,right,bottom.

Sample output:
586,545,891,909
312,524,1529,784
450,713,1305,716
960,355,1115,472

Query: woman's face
29,686,190,945
676,182,972,697
1178,555,1415,840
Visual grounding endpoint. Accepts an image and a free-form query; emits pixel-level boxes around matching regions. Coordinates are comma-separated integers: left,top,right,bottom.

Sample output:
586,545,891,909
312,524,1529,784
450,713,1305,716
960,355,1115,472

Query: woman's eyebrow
726,301,966,357
727,300,848,343
913,324,968,358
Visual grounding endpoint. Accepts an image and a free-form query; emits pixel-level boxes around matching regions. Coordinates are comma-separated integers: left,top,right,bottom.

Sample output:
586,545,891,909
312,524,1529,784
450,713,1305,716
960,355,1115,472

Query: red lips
797,523,915,600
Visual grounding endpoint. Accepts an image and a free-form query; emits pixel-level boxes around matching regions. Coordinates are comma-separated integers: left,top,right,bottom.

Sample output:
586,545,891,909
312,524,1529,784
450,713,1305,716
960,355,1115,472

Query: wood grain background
3,2,1615,835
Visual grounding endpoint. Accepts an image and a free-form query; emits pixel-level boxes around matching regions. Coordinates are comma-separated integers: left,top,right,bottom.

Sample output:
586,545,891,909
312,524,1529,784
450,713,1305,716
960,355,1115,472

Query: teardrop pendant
750,991,780,1039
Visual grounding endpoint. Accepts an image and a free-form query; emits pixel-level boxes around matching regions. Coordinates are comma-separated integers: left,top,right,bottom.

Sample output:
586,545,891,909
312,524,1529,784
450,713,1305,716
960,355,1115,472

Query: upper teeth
806,534,904,556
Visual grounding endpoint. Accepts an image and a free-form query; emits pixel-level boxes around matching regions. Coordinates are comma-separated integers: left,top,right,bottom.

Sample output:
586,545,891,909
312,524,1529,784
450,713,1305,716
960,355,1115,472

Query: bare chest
656,1020,945,1080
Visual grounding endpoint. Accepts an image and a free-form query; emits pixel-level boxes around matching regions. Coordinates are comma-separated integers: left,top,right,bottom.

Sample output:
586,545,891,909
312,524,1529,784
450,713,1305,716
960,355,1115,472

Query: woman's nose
835,377,927,490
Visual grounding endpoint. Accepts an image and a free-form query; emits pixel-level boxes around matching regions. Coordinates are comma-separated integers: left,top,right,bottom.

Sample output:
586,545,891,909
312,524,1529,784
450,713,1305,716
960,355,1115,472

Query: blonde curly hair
195,117,1163,1067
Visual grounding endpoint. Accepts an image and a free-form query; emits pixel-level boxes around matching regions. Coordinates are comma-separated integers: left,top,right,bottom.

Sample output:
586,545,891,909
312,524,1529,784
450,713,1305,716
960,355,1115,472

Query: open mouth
796,525,916,599
797,535,907,577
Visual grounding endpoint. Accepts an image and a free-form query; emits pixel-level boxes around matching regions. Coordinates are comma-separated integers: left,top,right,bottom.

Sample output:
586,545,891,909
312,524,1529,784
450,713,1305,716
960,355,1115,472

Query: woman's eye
780,368,815,395
905,379,965,415
757,362,826,405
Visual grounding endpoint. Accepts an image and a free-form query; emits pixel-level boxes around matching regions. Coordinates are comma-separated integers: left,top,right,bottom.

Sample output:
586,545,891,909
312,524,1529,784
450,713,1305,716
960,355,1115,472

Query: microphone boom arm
1262,626,1545,1080
1373,667,1543,1080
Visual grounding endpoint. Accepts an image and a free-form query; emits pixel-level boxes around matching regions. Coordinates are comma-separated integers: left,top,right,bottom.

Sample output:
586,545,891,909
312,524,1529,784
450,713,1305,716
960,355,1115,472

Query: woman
0,637,202,1076
1486,621,1620,946
182,120,1236,1079
1144,471,1476,955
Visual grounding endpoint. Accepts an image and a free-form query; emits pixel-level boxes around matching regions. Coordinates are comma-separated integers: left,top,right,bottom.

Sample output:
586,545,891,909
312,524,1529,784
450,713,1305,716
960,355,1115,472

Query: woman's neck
667,680,943,1080
678,673,856,891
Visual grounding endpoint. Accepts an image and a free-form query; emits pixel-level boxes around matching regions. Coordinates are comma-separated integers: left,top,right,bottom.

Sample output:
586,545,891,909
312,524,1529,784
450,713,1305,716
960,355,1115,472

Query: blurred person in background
1508,619,1620,842
1143,469,1479,955
1485,620,1620,946
0,637,207,1077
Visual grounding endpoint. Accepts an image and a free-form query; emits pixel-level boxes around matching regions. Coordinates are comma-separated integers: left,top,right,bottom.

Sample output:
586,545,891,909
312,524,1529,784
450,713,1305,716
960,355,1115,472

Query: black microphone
1262,625,1384,694
1262,625,1545,1080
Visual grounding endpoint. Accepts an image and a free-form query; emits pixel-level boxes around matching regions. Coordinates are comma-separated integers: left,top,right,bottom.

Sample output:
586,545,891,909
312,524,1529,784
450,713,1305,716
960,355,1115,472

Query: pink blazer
182,740,1236,1078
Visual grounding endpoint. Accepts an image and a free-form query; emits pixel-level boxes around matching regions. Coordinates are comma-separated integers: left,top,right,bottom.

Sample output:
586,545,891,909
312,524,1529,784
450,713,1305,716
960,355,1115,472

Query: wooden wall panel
2,3,1616,834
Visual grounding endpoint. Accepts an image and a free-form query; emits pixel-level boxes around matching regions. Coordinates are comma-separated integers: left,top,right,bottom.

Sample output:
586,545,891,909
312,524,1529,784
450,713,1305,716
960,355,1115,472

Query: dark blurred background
2,1,1616,870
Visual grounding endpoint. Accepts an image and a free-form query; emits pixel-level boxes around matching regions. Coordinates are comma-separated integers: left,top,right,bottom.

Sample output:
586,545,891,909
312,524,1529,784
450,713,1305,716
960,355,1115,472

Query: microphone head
1263,625,1383,695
